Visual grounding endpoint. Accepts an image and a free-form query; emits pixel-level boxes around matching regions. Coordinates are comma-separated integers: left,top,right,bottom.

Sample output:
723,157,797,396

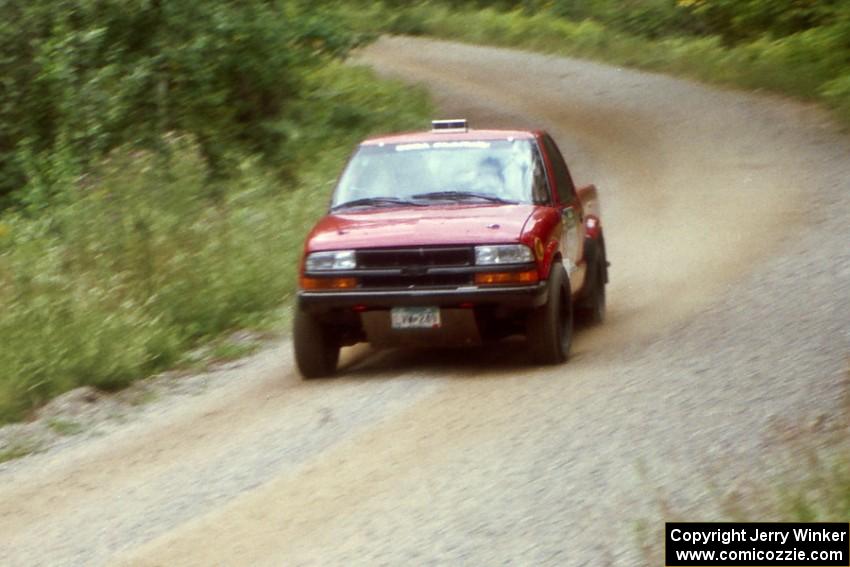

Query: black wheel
577,253,606,326
527,262,572,364
293,308,340,378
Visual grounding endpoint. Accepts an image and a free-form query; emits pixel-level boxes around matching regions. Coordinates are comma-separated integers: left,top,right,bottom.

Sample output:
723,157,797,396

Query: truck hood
306,204,536,251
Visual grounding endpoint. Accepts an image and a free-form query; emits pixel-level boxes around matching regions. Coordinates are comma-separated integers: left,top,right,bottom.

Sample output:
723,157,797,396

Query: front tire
527,262,573,364
294,308,340,379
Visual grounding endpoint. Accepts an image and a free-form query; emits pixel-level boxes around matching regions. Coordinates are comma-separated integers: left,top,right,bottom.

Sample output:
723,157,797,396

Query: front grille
356,247,473,269
360,273,473,289
355,246,474,289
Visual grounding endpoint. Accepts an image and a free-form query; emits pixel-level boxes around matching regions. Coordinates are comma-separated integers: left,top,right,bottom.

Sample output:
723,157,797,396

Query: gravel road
2,37,848,566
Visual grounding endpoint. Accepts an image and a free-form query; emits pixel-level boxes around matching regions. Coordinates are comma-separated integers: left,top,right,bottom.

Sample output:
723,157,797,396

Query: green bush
821,74,850,124
680,0,846,43
0,0,365,206
435,0,849,43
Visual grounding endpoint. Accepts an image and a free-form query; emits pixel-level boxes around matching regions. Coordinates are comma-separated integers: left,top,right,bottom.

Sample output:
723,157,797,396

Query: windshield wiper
411,190,518,205
331,197,423,211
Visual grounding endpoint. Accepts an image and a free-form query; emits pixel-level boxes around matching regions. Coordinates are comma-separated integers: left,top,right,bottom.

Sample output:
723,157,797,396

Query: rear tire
577,252,606,326
294,308,340,379
527,262,572,364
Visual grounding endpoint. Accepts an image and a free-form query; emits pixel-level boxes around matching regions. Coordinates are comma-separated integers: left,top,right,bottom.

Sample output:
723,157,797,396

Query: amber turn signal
300,276,358,290
474,270,539,285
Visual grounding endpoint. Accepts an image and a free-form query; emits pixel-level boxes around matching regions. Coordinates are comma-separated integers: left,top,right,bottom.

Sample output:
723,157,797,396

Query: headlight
305,250,356,271
474,244,534,265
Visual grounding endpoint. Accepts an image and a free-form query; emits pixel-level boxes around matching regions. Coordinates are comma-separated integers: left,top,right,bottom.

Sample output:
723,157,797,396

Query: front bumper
297,282,549,313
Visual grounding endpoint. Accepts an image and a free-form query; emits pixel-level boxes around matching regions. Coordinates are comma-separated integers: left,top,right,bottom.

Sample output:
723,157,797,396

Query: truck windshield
332,139,543,209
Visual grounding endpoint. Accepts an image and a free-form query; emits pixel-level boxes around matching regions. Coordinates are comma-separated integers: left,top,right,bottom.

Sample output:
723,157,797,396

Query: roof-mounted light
431,119,468,133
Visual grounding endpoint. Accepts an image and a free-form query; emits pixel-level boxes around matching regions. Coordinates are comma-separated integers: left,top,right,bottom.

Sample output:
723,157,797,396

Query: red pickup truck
294,120,608,377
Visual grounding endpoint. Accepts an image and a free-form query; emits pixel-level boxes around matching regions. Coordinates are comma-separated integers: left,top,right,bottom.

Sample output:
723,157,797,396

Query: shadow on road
332,317,618,381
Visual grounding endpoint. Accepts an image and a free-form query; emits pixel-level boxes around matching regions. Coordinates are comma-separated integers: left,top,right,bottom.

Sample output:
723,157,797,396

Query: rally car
294,119,608,378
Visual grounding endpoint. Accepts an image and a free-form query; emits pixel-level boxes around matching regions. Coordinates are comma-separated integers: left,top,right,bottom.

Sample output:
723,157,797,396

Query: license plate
390,307,441,329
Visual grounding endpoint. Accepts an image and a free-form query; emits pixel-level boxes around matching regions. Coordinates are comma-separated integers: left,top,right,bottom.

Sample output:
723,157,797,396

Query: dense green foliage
0,1,430,422
0,0,366,206
537,0,850,43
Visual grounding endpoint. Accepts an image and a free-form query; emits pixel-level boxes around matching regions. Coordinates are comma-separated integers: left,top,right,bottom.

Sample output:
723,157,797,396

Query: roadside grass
637,447,850,565
46,418,85,436
344,2,850,127
206,341,263,365
0,62,431,424
176,334,266,373
636,369,850,563
127,389,159,408
0,437,44,464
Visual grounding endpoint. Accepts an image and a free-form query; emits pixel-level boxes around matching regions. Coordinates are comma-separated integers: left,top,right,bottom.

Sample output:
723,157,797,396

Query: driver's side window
531,146,552,205
541,134,577,204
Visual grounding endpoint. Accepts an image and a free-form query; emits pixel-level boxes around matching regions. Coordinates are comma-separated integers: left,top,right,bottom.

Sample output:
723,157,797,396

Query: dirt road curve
2,37,848,566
